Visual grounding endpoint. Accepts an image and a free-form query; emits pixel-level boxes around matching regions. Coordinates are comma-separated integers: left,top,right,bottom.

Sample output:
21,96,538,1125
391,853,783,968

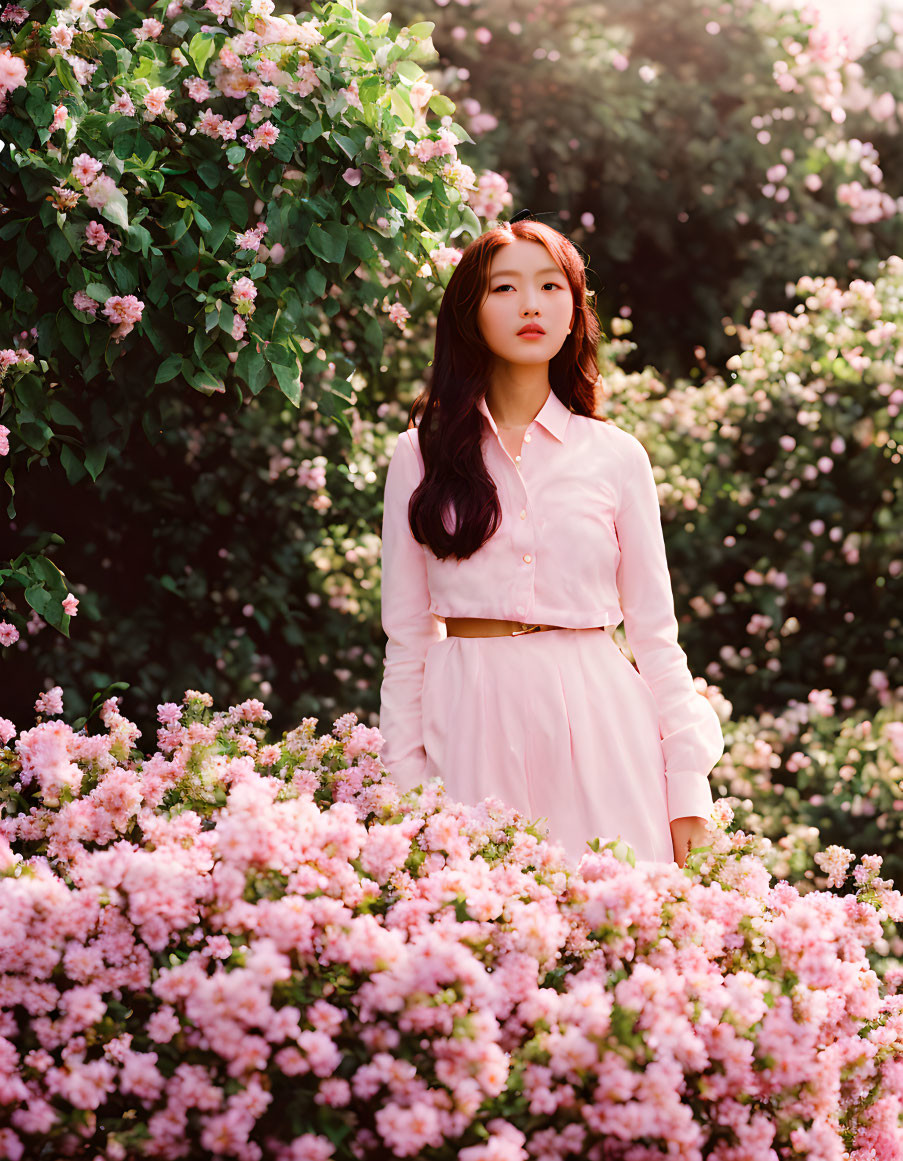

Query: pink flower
142,86,171,119
84,175,118,210
280,1134,334,1161
15,718,82,801
0,716,15,745
50,104,68,132
71,153,103,187
110,90,135,116
35,686,64,716
0,621,20,646
0,46,27,96
184,77,211,102
49,185,81,212
257,85,280,107
229,276,258,315
72,292,98,317
147,1007,180,1043
50,24,74,50
102,295,144,342
85,221,111,251
0,424,8,457
135,17,164,41
241,120,279,152
375,1100,444,1155
204,0,233,20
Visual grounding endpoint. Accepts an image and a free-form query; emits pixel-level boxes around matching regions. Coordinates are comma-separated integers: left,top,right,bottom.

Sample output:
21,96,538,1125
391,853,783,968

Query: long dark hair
407,219,609,560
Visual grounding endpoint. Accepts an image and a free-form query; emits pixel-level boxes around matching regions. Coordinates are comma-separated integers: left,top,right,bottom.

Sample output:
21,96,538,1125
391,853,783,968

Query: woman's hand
670,815,711,868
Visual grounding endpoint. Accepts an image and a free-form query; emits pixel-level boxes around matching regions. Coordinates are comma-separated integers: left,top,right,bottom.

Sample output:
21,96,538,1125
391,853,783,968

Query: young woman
378,215,725,867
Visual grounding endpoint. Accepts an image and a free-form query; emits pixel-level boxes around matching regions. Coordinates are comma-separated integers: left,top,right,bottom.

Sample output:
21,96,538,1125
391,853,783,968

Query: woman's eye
493,283,559,292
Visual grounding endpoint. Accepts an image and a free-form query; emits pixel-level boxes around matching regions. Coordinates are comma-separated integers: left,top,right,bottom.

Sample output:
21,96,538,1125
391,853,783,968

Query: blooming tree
0,0,485,636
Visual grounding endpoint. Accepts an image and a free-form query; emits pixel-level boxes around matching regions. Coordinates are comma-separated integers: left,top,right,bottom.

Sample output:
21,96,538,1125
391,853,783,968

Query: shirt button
515,455,521,463
520,509,527,519
523,553,532,563
524,433,532,443
516,605,525,615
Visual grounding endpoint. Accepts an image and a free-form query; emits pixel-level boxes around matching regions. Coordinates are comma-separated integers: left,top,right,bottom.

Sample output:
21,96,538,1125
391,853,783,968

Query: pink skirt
421,625,674,866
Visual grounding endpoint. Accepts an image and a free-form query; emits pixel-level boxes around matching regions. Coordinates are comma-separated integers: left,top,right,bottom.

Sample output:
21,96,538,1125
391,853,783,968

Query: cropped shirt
378,386,725,823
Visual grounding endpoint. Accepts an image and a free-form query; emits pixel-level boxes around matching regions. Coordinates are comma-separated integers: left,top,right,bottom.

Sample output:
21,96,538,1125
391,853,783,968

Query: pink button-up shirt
379,386,724,822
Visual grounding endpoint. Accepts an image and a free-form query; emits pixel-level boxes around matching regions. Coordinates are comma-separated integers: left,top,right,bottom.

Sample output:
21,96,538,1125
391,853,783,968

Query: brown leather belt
445,617,601,638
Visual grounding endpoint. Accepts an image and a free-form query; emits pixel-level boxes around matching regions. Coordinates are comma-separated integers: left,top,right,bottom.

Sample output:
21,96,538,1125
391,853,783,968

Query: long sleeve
614,435,725,823
378,428,445,791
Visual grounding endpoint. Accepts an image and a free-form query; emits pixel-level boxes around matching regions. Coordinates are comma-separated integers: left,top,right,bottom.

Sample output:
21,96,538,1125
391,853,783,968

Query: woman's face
476,238,575,366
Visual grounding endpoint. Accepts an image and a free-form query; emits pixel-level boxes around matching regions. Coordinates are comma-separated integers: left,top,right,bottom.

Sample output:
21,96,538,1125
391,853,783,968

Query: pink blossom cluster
0,349,34,377
229,276,258,316
837,180,903,224
235,221,269,252
0,45,26,110
0,686,902,1159
102,294,144,342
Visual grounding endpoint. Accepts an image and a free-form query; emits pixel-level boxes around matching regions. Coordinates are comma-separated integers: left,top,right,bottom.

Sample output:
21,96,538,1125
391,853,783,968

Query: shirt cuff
665,770,715,825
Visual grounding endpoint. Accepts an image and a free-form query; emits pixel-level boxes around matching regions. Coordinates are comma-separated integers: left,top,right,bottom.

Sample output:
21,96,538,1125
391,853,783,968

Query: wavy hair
406,219,609,560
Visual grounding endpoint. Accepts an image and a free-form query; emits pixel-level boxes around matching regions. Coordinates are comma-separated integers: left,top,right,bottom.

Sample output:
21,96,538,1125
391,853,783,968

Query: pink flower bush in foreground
1,689,902,1160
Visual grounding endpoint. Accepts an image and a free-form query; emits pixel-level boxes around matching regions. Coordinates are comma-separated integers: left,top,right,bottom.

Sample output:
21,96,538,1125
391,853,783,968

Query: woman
378,215,725,867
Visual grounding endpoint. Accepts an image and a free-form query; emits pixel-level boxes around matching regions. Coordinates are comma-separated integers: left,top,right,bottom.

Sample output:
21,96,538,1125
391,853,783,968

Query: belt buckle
512,622,542,636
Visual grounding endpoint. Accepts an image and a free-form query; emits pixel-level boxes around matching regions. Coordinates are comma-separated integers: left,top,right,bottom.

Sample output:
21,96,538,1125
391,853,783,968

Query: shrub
1,686,902,1159
596,257,903,721
0,0,486,627
379,0,903,376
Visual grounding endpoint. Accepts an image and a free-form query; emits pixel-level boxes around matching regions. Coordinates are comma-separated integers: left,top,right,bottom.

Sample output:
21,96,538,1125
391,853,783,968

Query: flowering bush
594,255,903,724
3,383,406,736
1,686,903,1159
0,0,487,627
383,0,903,376
715,684,903,911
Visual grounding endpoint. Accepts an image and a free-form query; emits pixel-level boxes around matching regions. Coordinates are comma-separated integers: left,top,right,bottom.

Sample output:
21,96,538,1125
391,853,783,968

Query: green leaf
306,221,347,265
113,132,136,160
55,55,83,97
47,399,80,428
225,144,245,165
235,344,270,395
84,444,109,482
204,218,231,255
60,443,86,484
187,31,218,76
85,281,113,303
395,60,425,83
100,186,129,231
273,360,301,406
155,353,183,384
221,190,249,227
197,160,220,189
29,556,67,595
331,131,360,160
24,585,52,616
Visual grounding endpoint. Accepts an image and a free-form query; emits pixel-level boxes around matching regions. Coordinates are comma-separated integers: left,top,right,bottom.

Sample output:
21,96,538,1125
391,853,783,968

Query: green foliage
596,257,903,722
0,0,483,630
375,0,903,376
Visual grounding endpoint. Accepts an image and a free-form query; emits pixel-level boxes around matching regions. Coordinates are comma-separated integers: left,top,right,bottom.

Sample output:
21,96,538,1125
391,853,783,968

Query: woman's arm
378,428,444,790
614,434,725,825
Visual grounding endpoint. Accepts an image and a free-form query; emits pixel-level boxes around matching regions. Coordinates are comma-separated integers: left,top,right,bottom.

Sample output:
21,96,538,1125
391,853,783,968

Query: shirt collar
476,388,572,443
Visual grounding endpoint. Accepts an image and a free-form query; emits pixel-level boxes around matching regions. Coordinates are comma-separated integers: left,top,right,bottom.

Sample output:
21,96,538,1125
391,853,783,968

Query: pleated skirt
420,625,674,866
